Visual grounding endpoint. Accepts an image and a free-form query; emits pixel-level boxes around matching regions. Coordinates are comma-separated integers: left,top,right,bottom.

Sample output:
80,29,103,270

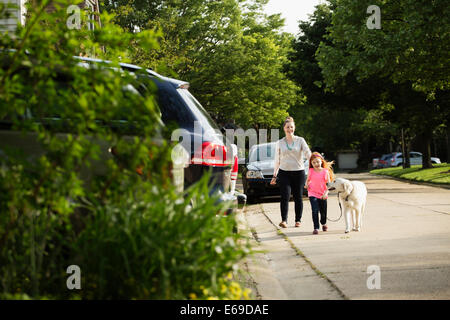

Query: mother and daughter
270,116,335,235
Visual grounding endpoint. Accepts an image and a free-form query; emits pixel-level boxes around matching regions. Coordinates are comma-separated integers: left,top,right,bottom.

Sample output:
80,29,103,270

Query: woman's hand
270,176,277,185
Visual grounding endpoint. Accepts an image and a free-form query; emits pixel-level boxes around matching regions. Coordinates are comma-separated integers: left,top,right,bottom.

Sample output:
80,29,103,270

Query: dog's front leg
351,209,356,231
353,208,361,231
344,207,352,233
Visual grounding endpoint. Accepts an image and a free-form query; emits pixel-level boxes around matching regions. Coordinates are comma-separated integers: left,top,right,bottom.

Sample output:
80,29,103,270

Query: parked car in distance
242,142,309,203
376,153,393,168
372,157,379,169
389,151,441,167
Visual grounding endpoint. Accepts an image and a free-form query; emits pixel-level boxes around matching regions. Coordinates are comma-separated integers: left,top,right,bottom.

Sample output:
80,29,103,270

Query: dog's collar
338,192,349,202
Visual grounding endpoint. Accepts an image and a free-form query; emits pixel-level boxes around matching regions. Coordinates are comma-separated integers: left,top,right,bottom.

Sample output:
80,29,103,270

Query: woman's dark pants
309,196,327,230
278,169,305,223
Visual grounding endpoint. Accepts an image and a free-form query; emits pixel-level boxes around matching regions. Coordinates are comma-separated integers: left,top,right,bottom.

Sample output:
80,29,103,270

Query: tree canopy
317,0,450,95
315,0,449,167
285,3,392,161
101,0,299,129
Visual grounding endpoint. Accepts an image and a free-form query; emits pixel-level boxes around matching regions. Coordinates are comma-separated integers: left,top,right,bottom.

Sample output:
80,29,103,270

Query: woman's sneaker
322,225,328,231
313,229,319,235
279,221,288,228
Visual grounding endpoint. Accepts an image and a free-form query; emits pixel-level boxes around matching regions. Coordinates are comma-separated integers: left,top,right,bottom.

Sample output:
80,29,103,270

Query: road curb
236,205,287,300
369,173,450,190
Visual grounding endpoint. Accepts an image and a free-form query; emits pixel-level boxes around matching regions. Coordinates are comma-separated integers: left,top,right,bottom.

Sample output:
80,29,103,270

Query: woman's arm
305,167,312,188
301,137,312,161
273,141,280,177
271,141,280,185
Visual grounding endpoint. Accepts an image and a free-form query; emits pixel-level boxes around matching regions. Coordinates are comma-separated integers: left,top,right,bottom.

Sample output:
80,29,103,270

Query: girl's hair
283,116,295,128
309,152,335,182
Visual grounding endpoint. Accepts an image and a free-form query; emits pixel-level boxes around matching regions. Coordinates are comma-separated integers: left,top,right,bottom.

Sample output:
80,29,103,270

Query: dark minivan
0,56,238,212
111,59,237,209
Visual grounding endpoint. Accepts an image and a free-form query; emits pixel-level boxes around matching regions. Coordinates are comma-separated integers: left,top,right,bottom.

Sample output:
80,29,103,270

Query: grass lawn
370,163,450,185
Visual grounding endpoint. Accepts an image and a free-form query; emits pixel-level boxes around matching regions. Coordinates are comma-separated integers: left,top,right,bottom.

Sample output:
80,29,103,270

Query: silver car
389,152,441,167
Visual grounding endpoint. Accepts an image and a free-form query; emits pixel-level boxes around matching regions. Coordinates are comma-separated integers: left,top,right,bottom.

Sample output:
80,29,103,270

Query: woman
270,116,311,228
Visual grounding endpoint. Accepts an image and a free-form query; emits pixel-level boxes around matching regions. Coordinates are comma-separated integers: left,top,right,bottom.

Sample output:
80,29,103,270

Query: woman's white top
274,136,311,172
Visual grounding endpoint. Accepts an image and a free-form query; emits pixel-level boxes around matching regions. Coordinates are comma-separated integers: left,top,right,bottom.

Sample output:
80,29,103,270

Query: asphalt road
240,173,450,300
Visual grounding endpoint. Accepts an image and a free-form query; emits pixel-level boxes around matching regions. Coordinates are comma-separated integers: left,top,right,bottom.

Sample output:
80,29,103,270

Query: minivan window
154,82,194,128
177,88,220,131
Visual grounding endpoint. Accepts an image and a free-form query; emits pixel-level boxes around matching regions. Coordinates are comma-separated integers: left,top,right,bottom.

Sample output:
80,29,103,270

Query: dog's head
327,178,353,195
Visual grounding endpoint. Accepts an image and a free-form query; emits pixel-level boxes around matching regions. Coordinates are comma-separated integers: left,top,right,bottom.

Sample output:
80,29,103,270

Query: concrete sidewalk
242,173,450,299
237,204,345,300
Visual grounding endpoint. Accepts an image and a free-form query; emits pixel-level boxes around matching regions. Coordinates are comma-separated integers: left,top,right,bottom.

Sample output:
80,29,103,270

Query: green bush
0,0,250,299
72,176,248,299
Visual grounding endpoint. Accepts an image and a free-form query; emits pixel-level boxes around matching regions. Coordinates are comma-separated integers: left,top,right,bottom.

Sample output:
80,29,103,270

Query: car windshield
249,144,276,162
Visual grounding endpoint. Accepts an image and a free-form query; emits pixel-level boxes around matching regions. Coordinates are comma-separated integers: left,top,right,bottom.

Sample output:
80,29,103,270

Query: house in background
0,0,100,32
336,150,359,171
84,0,101,30
0,0,27,32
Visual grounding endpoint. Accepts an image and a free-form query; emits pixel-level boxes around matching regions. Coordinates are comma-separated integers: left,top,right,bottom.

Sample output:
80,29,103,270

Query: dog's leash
327,191,343,222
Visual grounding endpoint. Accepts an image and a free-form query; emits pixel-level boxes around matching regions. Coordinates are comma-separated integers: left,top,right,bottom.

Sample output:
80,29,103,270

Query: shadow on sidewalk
286,230,344,237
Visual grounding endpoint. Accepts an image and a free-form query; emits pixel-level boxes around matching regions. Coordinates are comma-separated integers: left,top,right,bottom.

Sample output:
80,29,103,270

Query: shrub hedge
0,0,250,299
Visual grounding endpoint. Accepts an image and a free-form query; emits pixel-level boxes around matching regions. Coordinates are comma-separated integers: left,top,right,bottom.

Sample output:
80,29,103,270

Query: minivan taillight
192,141,229,167
231,155,238,180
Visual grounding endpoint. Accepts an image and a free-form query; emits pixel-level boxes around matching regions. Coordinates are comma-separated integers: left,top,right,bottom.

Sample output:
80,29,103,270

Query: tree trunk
420,132,433,169
446,126,450,163
403,129,412,168
401,128,407,169
359,141,369,170
405,140,411,168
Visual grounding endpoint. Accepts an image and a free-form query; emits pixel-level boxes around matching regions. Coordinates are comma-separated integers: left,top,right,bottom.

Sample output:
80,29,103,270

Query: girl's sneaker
322,225,328,231
313,229,319,235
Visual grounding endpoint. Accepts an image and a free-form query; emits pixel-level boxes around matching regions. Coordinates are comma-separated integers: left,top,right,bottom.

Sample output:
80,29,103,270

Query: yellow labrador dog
327,178,367,233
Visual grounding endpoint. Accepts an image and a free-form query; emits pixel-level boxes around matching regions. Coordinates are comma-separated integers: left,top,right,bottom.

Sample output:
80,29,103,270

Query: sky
264,0,324,35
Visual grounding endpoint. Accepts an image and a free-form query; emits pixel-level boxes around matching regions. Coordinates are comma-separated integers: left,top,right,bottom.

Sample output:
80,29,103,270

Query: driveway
241,173,450,299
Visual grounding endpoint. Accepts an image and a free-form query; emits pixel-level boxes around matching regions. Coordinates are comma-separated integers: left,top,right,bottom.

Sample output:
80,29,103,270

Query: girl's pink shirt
307,167,328,199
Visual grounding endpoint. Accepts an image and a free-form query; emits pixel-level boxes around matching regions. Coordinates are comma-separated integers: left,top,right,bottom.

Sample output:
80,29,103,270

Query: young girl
305,152,335,235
